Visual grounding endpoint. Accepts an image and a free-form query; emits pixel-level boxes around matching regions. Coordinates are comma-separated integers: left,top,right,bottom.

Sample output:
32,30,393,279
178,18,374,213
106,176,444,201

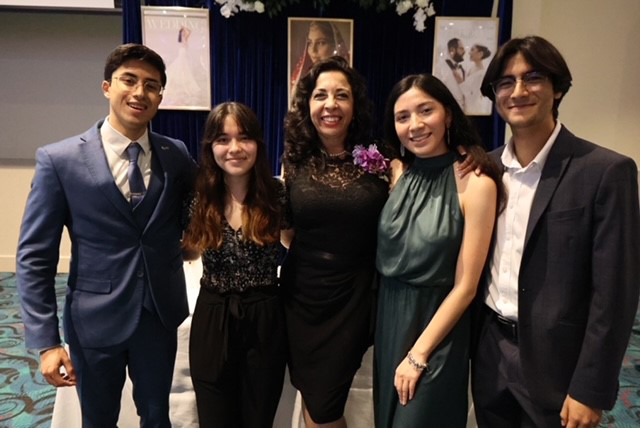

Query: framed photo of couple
288,17,354,105
141,6,211,111
433,17,499,116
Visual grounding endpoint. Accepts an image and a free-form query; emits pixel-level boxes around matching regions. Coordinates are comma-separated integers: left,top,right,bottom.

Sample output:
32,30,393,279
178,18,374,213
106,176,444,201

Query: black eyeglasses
112,75,164,96
490,71,548,97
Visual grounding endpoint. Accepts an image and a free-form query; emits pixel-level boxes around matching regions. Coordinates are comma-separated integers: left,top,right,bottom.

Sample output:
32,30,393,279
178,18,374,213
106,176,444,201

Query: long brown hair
384,74,505,213
183,102,280,250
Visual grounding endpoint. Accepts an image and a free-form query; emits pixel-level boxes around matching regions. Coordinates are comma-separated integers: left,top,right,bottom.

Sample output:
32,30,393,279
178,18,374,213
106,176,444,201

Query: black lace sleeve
281,168,294,229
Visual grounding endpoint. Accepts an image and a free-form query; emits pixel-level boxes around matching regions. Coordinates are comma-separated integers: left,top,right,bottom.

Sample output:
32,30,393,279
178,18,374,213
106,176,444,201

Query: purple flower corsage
352,144,390,178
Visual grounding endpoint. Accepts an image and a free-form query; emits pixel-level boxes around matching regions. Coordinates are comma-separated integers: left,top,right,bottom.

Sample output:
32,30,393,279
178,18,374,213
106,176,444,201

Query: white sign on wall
0,1,114,7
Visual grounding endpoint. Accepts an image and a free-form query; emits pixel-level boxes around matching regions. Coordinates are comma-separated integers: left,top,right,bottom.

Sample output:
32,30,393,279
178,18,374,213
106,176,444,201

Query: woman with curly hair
280,56,389,428
183,102,287,427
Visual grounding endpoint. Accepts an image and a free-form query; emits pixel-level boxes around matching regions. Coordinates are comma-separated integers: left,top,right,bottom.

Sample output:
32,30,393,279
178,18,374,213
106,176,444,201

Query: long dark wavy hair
183,102,280,250
384,74,505,211
283,56,373,170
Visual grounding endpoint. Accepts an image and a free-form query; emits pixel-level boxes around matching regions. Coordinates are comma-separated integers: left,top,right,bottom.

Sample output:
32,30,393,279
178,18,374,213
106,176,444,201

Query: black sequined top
189,179,286,294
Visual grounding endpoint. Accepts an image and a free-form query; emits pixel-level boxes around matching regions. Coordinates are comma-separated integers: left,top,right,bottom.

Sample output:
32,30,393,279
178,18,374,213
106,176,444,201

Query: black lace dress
280,155,388,422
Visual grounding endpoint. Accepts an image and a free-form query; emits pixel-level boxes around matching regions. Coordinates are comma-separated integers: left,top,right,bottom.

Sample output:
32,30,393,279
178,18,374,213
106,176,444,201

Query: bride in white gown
162,26,203,108
460,44,493,115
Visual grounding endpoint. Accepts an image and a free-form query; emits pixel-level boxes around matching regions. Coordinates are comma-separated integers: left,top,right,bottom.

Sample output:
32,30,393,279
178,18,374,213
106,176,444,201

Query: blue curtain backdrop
123,0,512,173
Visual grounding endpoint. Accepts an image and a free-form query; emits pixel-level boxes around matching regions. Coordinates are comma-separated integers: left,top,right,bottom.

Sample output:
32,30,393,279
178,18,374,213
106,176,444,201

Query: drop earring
400,145,405,157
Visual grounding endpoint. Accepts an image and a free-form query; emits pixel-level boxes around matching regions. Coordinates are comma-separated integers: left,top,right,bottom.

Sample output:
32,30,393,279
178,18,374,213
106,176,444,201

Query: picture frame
141,6,211,111
432,17,499,116
288,17,354,105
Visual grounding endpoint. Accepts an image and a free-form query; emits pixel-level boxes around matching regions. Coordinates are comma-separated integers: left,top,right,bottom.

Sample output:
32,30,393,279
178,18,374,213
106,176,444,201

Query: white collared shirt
485,121,562,320
100,117,152,200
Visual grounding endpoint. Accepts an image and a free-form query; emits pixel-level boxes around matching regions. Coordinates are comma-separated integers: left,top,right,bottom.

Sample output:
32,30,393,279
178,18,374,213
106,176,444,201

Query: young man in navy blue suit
471,36,639,428
17,44,195,427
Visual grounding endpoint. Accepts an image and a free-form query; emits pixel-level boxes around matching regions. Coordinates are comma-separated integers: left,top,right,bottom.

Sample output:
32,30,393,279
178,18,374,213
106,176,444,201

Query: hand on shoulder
455,167,497,218
454,163,496,193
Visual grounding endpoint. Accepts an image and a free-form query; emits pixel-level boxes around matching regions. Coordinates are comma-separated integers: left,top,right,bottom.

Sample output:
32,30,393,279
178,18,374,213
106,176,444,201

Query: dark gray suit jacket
487,125,639,410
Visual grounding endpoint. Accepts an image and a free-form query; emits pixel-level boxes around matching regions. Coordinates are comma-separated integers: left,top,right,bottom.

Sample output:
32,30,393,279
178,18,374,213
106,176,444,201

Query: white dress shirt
485,122,562,321
100,117,152,200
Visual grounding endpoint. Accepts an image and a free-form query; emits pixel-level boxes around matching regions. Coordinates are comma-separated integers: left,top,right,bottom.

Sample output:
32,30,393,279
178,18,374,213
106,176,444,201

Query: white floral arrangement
214,0,436,32
392,0,437,32
215,0,265,18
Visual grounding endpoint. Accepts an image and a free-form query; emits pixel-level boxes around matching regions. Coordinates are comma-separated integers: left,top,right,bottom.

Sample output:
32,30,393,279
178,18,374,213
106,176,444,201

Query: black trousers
471,306,563,428
189,286,287,428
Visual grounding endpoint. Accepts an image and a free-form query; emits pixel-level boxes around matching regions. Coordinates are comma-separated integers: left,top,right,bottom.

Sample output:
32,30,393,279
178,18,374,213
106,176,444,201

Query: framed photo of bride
288,17,353,105
141,6,211,111
432,17,499,116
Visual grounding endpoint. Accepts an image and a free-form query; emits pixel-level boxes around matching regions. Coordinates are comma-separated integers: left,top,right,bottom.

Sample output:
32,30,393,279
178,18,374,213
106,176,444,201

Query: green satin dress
374,152,468,427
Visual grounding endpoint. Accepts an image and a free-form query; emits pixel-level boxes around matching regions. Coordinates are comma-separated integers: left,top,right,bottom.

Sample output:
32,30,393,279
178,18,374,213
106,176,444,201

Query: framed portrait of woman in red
288,17,354,105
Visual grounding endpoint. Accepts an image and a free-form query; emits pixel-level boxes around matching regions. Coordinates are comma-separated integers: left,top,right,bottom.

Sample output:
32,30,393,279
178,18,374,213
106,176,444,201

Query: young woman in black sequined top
183,102,287,428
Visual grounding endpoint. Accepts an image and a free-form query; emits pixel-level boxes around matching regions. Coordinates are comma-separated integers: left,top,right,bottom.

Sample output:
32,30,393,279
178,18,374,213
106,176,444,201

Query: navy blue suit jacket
17,120,196,349
486,125,640,410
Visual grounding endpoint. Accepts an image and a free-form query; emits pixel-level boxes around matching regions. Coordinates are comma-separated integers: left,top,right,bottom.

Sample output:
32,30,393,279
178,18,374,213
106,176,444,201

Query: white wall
0,11,121,159
0,1,114,7
0,10,120,272
0,164,72,271
511,0,640,162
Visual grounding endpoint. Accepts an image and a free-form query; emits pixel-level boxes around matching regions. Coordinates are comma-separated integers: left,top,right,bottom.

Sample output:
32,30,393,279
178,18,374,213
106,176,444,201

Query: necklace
324,149,349,158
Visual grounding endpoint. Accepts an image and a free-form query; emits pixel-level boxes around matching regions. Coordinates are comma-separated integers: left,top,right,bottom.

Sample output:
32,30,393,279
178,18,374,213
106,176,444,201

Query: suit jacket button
137,270,144,278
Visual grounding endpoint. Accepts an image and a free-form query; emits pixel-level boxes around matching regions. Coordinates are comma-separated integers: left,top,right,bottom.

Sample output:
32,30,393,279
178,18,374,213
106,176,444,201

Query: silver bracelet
407,351,430,372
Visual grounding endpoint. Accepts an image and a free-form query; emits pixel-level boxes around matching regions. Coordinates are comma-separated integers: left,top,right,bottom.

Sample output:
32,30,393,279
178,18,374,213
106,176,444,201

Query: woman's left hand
394,356,424,406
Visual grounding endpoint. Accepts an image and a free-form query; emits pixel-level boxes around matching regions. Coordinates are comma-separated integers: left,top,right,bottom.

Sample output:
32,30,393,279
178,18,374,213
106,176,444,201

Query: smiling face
495,52,561,133
393,86,451,159
102,59,163,141
307,24,335,64
309,70,354,149
212,115,258,179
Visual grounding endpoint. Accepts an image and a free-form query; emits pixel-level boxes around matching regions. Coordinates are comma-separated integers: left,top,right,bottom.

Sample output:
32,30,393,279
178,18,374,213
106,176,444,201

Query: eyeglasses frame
111,74,164,96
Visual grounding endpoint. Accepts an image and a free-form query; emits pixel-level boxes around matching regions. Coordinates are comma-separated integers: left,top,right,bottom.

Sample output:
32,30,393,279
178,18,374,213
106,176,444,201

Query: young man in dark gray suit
17,44,195,427
472,36,639,428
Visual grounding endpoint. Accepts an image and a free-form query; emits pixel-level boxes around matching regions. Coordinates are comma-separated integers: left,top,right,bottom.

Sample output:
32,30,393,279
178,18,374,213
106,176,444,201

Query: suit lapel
79,121,136,226
490,146,506,166
144,133,173,230
523,126,574,248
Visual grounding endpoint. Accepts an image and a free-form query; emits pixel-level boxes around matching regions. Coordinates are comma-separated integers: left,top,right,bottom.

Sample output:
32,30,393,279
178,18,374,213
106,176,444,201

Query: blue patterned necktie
126,142,146,207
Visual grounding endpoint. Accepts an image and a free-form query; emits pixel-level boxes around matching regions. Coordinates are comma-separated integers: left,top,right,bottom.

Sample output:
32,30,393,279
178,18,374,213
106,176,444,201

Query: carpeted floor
1,272,639,427
0,273,66,428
